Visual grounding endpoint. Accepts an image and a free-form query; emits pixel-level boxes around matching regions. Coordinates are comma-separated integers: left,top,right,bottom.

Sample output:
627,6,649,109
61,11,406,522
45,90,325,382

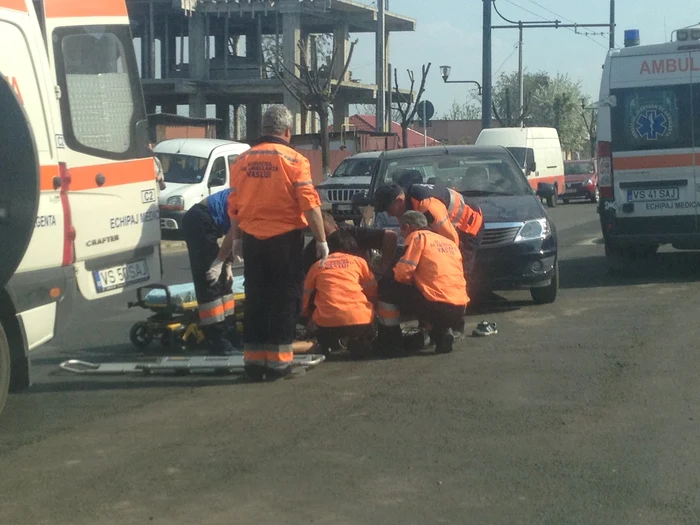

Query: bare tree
393,63,431,148
581,97,597,159
273,38,357,176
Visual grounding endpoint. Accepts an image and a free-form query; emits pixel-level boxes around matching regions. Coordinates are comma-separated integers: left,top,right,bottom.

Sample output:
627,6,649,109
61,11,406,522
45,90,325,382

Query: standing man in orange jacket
373,180,484,278
377,211,468,354
211,105,328,381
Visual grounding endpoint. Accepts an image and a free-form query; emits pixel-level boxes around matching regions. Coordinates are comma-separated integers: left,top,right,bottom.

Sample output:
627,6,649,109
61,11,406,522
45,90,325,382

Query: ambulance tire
530,260,558,305
546,185,558,208
0,321,11,417
129,322,153,349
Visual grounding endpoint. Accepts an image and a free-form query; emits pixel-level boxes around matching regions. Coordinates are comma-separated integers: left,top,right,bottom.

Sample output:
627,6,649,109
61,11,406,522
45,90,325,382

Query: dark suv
353,146,559,304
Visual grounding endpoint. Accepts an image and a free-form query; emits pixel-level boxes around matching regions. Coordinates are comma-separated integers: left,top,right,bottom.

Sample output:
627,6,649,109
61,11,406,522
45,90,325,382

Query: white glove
316,241,329,265
231,238,242,260
206,257,225,285
224,262,234,285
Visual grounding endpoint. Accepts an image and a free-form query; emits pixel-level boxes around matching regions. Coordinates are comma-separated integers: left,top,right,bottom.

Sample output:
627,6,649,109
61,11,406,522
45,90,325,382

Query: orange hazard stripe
199,303,225,320
0,0,27,12
223,299,235,311
266,351,294,363
614,154,697,171
40,159,153,192
44,0,127,18
244,351,267,361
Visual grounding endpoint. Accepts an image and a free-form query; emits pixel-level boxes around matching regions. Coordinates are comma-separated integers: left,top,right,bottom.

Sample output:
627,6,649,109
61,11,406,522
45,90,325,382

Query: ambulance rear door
609,49,696,235
42,0,161,300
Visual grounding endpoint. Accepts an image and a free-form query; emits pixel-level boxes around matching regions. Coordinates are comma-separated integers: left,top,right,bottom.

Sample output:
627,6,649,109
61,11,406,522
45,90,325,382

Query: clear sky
347,0,700,117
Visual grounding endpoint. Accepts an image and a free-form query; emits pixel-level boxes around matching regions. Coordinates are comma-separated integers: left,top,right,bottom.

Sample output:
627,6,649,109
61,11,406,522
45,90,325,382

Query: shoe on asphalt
434,329,455,354
402,329,431,352
472,321,498,337
244,364,266,382
264,365,293,382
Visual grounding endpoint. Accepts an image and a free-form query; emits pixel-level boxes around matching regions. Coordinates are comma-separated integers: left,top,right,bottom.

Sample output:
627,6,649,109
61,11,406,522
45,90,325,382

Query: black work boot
434,328,455,354
244,364,266,382
375,325,404,357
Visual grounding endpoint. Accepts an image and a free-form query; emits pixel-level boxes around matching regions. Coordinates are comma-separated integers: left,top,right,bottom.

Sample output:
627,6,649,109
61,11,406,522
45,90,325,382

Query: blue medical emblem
636,109,668,140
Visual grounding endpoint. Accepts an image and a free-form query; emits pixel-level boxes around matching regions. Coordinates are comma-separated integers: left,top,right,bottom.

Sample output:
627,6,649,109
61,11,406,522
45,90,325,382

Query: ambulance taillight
58,162,76,266
597,141,614,199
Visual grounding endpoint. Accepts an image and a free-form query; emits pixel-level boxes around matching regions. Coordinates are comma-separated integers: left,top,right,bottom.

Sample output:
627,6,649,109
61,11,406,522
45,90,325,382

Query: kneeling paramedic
302,229,378,358
214,105,327,381
373,180,484,279
377,211,469,354
183,189,236,354
303,211,398,275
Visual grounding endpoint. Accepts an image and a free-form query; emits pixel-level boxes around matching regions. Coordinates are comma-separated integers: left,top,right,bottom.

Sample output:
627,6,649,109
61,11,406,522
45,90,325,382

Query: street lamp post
439,65,483,95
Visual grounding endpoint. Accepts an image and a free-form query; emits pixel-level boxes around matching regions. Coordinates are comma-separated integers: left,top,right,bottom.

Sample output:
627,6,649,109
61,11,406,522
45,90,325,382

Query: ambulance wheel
0,322,11,417
546,186,558,208
129,322,153,349
530,260,558,305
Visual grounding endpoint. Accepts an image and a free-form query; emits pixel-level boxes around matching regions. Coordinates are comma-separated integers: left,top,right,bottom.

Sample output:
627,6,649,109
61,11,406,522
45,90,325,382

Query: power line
525,0,609,40
493,42,519,78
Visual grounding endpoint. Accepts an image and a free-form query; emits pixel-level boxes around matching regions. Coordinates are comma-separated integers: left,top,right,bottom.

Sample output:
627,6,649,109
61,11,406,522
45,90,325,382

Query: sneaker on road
472,321,498,337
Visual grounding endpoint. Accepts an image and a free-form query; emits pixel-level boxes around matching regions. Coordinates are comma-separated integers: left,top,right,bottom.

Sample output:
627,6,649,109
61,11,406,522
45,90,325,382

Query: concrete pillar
216,103,230,138
332,23,349,81
188,13,207,80
283,12,302,135
333,96,349,133
247,102,262,139
162,102,177,115
146,100,156,115
232,104,241,140
189,93,206,118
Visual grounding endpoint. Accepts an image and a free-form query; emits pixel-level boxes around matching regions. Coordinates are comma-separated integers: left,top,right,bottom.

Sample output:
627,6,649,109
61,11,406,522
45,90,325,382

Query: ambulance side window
53,26,145,160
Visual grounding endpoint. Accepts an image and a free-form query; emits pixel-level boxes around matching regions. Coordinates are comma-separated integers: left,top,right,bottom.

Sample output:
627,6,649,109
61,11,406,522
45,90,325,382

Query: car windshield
565,162,595,176
380,152,532,196
332,158,378,178
157,153,208,184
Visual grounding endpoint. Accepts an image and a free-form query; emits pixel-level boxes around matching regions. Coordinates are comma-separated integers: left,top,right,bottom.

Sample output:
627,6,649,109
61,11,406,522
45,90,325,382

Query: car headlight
164,195,185,210
583,178,593,186
514,218,551,242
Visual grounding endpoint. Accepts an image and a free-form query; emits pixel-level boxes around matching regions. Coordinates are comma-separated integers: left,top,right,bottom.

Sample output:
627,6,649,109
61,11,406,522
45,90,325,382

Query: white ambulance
597,27,700,273
0,0,162,414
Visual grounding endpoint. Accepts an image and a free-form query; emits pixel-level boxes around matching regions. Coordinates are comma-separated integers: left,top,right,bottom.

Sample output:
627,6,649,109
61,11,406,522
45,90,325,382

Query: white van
475,127,565,207
156,139,250,231
0,0,162,413
597,27,700,272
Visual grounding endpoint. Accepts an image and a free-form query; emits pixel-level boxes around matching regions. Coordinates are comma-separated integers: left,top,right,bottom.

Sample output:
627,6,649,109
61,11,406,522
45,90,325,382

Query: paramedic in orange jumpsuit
377,211,468,354
211,105,328,381
373,180,484,278
302,229,378,358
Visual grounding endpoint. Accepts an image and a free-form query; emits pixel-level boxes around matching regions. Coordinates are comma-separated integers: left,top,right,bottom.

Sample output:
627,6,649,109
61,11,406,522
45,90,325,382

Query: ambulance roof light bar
675,26,700,42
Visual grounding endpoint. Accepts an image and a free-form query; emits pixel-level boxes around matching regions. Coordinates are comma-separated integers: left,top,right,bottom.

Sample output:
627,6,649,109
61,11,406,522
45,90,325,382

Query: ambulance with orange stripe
598,27,700,272
0,0,161,411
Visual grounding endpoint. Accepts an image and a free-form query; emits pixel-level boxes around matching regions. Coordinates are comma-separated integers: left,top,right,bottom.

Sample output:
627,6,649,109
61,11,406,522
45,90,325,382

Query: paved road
4,202,700,524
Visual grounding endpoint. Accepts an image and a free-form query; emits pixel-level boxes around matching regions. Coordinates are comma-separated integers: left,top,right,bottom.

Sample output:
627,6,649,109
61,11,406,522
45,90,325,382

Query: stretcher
126,281,246,352
59,353,325,376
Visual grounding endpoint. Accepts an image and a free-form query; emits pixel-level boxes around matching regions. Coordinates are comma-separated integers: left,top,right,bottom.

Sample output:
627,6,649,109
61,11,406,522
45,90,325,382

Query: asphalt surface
3,201,700,524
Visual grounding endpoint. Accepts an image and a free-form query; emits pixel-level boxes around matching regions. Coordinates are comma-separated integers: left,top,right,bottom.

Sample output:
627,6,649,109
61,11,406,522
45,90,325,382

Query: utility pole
518,22,524,127
376,0,386,132
387,61,393,131
609,0,615,48
482,0,492,130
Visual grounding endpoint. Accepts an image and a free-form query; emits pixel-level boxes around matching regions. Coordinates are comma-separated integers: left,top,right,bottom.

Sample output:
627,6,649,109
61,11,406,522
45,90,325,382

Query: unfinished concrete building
126,0,415,140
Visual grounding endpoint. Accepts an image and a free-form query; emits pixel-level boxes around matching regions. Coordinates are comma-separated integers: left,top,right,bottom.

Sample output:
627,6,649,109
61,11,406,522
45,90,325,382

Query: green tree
440,98,481,120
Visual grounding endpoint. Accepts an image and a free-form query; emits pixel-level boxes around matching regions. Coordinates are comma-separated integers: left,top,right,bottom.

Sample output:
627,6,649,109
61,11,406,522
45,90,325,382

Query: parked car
317,151,432,225
353,146,559,304
156,139,250,232
563,159,599,203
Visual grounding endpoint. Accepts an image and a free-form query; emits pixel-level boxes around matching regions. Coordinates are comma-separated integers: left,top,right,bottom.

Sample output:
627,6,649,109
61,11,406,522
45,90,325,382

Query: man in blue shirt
182,189,237,354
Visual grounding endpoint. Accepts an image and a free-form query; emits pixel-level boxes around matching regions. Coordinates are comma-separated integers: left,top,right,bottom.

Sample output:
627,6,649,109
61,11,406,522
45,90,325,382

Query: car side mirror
536,182,555,199
527,161,537,174
208,173,226,188
351,192,371,207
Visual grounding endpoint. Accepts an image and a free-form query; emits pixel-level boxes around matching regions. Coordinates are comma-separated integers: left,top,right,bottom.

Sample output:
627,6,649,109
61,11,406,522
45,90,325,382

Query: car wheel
590,187,600,203
530,260,558,304
547,185,558,208
129,321,153,349
0,321,11,417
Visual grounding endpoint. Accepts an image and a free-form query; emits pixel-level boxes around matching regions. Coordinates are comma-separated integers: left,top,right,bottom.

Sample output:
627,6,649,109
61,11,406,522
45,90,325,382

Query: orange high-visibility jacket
394,229,468,306
228,137,321,239
406,184,483,244
303,253,378,327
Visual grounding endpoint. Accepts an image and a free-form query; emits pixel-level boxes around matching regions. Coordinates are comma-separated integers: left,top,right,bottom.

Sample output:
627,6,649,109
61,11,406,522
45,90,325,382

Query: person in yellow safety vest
212,105,328,382
302,229,378,358
376,211,469,355
373,179,484,280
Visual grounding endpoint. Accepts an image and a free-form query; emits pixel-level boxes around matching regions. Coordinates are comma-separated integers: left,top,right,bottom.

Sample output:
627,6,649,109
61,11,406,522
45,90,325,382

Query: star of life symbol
636,108,668,140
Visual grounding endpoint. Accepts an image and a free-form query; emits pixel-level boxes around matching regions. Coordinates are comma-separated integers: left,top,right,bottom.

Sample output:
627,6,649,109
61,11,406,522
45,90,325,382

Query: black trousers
242,228,304,347
316,324,375,357
182,203,233,344
378,276,466,335
459,223,484,280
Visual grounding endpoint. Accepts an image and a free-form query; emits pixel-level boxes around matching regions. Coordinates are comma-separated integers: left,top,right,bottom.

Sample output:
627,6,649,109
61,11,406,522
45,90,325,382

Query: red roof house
337,114,441,148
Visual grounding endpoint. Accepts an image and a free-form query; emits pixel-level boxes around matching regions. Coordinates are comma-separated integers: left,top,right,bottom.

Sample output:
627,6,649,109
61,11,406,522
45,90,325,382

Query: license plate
626,188,679,202
93,260,150,293
335,204,352,211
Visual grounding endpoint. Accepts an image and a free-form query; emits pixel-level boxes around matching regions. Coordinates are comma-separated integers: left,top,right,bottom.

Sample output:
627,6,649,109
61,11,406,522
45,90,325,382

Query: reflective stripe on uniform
447,188,483,236
397,258,417,267
222,294,235,316
199,298,226,326
266,344,294,370
244,344,267,367
293,181,312,187
377,301,401,326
